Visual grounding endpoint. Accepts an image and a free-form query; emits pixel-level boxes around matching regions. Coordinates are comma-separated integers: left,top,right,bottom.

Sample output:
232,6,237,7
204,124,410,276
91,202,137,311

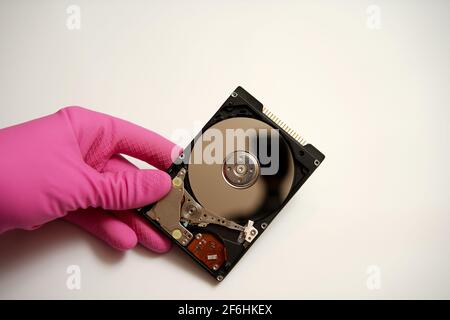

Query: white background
0,0,449,299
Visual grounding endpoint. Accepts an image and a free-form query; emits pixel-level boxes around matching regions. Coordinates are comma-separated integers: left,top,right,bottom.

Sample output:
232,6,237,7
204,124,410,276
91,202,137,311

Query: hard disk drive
139,87,324,281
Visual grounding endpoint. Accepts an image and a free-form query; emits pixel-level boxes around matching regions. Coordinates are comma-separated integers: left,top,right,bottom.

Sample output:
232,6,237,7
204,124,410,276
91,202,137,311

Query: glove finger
97,169,171,210
64,208,137,251
113,211,172,253
102,154,138,173
59,107,182,171
103,155,172,253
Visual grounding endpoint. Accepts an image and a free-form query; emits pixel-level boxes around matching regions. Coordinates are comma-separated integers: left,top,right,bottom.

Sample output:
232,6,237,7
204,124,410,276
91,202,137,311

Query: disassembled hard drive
139,87,324,281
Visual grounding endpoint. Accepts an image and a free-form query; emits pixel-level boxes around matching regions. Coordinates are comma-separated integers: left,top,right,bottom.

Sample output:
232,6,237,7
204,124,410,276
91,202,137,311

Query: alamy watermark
366,5,382,30
66,265,81,290
171,127,281,176
66,5,81,30
366,265,382,290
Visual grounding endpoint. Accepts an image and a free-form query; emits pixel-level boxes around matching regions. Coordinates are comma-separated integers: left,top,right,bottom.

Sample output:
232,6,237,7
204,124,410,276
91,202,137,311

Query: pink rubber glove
0,106,180,252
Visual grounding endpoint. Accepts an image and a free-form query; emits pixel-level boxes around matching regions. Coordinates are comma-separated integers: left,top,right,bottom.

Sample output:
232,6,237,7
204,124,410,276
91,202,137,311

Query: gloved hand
0,106,181,252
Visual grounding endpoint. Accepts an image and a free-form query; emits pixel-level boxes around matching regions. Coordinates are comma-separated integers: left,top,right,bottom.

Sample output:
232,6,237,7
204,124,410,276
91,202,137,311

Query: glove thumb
95,169,172,210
